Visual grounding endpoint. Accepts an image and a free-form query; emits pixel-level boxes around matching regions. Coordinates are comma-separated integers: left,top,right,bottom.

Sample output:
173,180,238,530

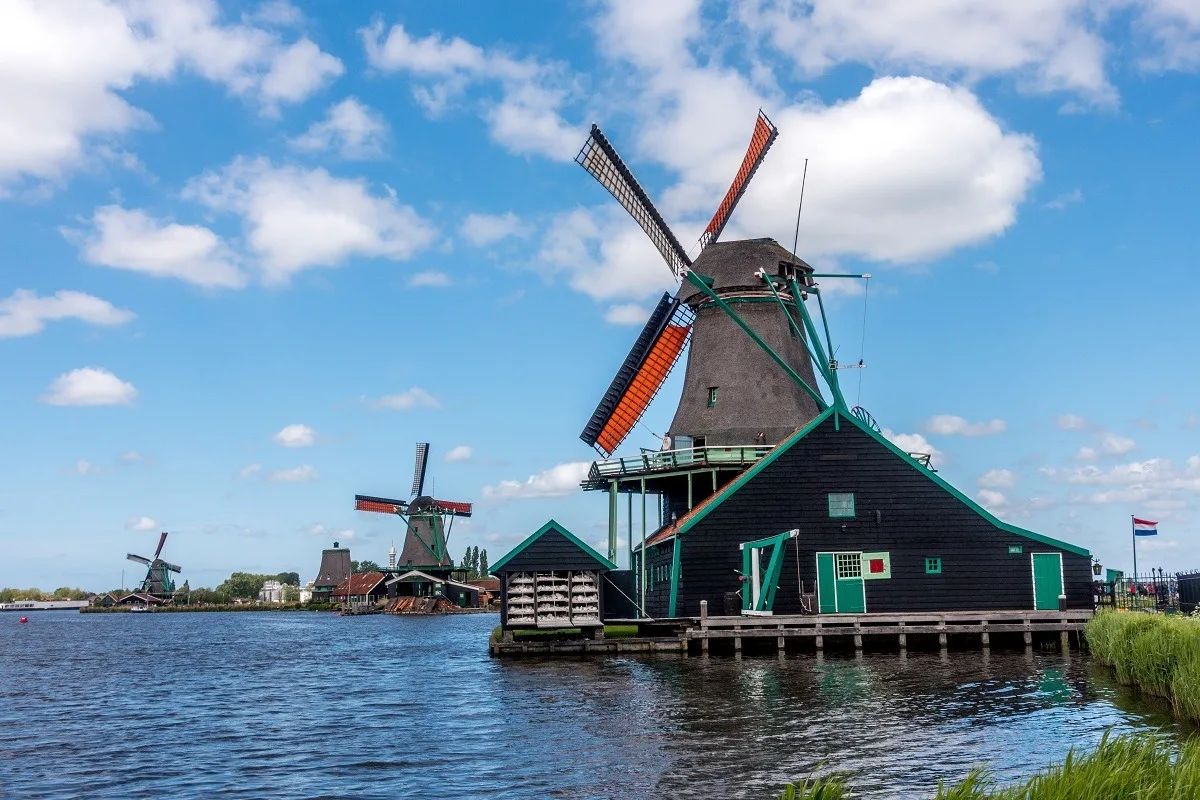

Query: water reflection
0,612,1183,800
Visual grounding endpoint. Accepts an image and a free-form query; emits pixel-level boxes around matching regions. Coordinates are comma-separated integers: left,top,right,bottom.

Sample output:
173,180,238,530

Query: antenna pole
791,158,809,256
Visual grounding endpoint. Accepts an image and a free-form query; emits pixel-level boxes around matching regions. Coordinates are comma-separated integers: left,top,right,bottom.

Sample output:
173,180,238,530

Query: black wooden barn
633,406,1092,619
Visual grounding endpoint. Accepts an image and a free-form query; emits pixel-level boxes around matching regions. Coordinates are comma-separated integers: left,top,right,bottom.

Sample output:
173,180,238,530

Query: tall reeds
1084,609,1200,723
775,732,1200,799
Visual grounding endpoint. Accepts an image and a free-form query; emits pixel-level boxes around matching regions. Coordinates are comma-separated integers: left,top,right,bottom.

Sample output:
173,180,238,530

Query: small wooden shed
492,520,618,629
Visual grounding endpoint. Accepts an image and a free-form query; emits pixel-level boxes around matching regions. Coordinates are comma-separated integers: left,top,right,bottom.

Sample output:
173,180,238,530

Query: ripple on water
0,612,1183,799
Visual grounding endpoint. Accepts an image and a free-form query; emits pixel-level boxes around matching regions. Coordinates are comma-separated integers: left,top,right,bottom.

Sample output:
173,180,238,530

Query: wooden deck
490,607,1093,657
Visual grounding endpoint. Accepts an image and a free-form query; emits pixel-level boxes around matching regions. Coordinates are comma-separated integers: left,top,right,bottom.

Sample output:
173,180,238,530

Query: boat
0,600,89,612
128,605,151,613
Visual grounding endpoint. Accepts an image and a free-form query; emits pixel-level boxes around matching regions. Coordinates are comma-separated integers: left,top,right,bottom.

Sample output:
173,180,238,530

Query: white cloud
184,157,437,284
976,489,1009,510
306,523,355,540
737,0,1114,103
272,423,315,447
925,414,1006,437
70,206,246,288
290,97,387,158
120,451,151,465
75,459,101,476
1099,432,1136,455
125,516,158,532
0,0,342,189
1129,0,1200,71
1045,188,1084,210
1075,446,1099,461
459,212,530,247
603,303,652,325
882,429,944,467
482,461,591,499
42,367,137,406
239,463,262,478
0,289,135,338
361,21,580,160
408,271,451,288
444,445,473,462
369,387,441,411
1056,413,1088,430
979,469,1018,489
268,464,318,482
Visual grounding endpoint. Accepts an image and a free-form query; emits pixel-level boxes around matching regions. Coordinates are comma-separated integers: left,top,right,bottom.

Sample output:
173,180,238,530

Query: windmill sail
153,531,168,559
355,494,408,514
698,110,778,250
126,553,152,566
411,443,429,497
580,293,694,457
576,125,692,278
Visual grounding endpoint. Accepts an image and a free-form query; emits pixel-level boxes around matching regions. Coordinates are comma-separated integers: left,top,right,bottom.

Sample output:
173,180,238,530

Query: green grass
1085,610,1200,722
775,732,1200,799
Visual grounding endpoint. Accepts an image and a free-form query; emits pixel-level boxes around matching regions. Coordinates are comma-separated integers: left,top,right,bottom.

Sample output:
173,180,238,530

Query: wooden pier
490,607,1093,658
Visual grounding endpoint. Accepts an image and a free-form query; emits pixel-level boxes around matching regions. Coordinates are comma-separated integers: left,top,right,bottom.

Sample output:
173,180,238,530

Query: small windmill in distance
126,532,182,601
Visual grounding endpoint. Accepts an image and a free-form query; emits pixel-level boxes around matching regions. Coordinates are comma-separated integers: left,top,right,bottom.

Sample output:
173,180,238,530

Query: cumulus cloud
183,157,437,284
42,367,137,406
976,489,1009,510
239,463,262,478
290,97,388,158
603,303,652,325
69,206,247,288
0,289,135,338
1056,413,1088,430
273,423,315,447
459,212,530,246
408,271,451,288
482,461,591,499
924,414,1006,437
979,469,1018,489
125,516,159,532
1043,455,1200,508
361,21,580,160
0,0,342,189
444,445,473,462
1099,432,1136,455
882,429,944,467
737,0,1114,103
268,464,318,482
368,387,441,410
306,523,354,540
74,460,102,476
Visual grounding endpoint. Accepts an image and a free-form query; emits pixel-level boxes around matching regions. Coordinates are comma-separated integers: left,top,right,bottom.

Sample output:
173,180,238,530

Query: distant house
467,577,501,607
299,581,314,604
92,593,122,608
258,580,285,604
385,570,483,608
332,572,388,609
117,592,167,607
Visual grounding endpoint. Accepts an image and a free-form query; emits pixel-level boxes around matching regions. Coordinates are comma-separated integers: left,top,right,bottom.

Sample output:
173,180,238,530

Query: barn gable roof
491,519,618,573
660,406,1090,557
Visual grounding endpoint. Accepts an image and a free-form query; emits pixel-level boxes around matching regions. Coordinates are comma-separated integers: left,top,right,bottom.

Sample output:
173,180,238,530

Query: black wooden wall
649,415,1092,618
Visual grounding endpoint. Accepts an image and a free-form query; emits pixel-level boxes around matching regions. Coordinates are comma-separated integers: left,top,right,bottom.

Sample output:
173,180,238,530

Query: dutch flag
1133,517,1158,536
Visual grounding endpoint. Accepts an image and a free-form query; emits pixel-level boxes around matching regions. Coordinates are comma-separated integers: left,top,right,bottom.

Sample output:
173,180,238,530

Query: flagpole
1131,514,1138,582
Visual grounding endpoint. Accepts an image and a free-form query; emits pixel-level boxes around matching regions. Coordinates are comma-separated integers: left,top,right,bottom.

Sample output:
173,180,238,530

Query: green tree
354,560,381,574
479,549,489,576
275,572,300,586
216,572,267,599
471,546,480,576
283,584,300,602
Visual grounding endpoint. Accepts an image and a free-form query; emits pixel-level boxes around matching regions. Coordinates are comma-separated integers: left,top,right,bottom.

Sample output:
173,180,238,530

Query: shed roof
490,519,619,573
385,569,480,593
331,571,387,597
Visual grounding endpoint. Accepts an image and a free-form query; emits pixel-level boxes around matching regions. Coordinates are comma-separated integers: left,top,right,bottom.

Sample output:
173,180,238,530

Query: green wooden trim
678,408,835,535
668,536,681,617
490,518,619,573
698,296,792,308
682,271,827,411
789,277,847,408
925,556,942,575
675,407,1091,558
838,412,1092,557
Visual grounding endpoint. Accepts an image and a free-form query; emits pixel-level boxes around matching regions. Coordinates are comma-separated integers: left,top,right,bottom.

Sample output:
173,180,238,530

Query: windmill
576,111,861,564
577,110,833,458
354,443,472,572
126,532,182,600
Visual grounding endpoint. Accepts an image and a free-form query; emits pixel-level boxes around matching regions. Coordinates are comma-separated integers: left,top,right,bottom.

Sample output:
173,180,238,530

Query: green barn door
1032,553,1064,610
816,552,866,614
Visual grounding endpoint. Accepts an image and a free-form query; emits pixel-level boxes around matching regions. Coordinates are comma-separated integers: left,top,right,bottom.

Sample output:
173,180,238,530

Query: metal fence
1095,570,1197,613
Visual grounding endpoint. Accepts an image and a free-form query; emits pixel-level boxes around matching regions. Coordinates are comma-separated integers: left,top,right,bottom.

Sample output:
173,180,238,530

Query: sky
2,0,1199,591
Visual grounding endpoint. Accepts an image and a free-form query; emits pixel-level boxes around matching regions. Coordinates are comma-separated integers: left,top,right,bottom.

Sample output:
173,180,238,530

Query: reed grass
1084,609,1200,722
775,732,1200,799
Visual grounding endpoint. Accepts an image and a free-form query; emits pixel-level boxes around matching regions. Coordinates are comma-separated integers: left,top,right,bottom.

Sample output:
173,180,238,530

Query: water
0,612,1183,799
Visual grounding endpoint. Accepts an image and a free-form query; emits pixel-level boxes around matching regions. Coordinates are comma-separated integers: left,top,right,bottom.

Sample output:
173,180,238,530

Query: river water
0,611,1183,799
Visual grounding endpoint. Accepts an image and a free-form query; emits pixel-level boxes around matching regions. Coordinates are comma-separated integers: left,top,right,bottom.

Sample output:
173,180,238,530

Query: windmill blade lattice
576,125,693,278
698,110,778,250
411,442,429,497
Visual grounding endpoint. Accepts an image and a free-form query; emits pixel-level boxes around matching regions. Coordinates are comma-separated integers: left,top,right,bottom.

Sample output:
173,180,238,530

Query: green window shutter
707,387,718,407
925,557,942,575
1008,544,1023,554
828,492,856,518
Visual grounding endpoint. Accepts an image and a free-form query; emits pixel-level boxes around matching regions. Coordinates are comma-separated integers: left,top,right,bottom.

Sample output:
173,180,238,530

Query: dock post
938,620,948,651
981,620,989,649
700,600,708,626
854,621,863,651
815,621,824,651
1023,616,1033,650
701,634,709,655
898,621,907,653
777,623,785,655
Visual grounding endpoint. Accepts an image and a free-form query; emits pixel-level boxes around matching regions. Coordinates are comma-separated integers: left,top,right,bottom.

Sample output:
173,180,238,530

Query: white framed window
828,492,856,518
835,553,862,579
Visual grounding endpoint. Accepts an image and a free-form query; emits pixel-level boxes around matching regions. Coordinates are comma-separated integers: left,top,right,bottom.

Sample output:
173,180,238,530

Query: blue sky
3,0,1199,591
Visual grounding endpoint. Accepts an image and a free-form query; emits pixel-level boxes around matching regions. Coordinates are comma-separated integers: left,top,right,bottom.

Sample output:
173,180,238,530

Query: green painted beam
668,536,682,617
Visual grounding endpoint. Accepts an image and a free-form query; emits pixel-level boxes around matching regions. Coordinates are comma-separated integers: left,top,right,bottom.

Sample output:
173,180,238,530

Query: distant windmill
126,532,181,600
354,443,472,571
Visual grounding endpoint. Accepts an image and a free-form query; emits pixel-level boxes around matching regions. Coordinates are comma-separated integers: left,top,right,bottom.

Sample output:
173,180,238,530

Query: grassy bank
82,602,338,613
776,732,1200,799
1085,609,1200,723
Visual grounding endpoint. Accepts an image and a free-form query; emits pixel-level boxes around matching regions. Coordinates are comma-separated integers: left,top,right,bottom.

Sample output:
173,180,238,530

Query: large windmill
576,111,851,562
354,443,472,572
127,532,182,601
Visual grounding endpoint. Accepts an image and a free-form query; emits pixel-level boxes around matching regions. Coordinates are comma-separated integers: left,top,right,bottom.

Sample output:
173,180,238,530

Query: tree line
0,587,90,602
460,546,489,578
